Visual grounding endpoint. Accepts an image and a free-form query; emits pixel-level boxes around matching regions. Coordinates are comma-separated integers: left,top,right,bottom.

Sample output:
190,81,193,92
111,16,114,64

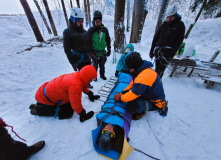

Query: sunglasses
102,129,115,139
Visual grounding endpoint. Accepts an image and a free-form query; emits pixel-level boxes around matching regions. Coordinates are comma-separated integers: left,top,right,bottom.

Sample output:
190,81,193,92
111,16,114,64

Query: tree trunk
70,0,73,8
129,0,148,43
154,0,169,34
42,0,58,36
20,0,44,42
33,0,52,34
76,0,80,8
87,0,92,27
126,0,130,32
84,0,89,27
114,0,126,53
61,0,68,27
184,0,207,39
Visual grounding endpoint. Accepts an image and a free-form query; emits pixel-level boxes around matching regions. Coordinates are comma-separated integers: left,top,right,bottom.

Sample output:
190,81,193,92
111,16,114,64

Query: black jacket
63,19,93,64
150,15,185,57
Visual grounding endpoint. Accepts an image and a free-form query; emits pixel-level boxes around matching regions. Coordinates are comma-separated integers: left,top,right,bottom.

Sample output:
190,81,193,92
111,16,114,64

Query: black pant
94,56,107,77
0,127,33,160
36,102,74,120
155,49,175,78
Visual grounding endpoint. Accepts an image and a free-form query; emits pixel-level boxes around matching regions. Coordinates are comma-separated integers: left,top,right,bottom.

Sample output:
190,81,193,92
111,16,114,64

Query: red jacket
35,65,97,114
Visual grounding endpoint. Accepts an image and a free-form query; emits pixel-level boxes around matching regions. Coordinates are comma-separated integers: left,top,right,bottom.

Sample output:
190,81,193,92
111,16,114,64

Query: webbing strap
43,84,53,103
53,100,62,118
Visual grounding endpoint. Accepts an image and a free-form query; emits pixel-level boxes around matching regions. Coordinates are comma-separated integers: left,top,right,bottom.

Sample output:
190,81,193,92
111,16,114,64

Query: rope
0,120,26,142
134,148,160,160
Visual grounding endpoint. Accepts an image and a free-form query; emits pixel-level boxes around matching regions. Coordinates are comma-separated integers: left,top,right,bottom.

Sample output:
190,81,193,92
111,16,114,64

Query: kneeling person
114,52,168,120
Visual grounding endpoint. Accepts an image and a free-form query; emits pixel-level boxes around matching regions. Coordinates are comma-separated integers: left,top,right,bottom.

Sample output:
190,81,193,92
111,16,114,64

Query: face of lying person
104,124,114,132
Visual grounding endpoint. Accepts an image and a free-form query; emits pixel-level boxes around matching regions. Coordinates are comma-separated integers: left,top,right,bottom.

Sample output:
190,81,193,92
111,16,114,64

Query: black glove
106,50,111,57
79,109,94,122
87,91,100,102
115,71,119,77
149,51,154,59
158,102,168,117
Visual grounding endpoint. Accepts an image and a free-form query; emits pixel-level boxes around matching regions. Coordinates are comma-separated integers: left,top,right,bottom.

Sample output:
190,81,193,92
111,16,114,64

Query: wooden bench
183,65,209,77
199,74,221,89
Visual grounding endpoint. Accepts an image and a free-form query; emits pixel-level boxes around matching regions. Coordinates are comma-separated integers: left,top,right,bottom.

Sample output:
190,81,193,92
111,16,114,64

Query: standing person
63,7,94,72
115,44,134,77
88,10,111,81
114,52,168,120
29,65,100,122
149,5,185,78
0,117,45,160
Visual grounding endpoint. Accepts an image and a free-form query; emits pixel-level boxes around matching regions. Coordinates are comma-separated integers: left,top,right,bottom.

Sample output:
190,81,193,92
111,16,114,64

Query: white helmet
70,7,84,19
165,5,177,17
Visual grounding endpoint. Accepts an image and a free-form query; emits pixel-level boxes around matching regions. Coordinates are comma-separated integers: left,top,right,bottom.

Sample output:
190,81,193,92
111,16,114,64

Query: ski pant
127,97,158,113
35,102,74,120
0,127,34,160
94,55,107,77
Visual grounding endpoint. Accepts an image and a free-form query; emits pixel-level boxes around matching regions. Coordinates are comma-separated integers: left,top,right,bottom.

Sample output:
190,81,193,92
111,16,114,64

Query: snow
1,12,221,160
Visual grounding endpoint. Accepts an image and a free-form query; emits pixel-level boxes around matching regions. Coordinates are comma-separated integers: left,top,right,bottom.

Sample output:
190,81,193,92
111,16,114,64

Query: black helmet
93,10,102,21
98,129,115,152
125,51,143,70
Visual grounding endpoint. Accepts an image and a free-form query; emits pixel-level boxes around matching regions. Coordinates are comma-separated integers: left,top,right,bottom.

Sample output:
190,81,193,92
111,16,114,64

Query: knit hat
125,52,143,70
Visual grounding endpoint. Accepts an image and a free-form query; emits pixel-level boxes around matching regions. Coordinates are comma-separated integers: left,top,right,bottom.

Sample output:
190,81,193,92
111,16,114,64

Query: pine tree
191,0,221,18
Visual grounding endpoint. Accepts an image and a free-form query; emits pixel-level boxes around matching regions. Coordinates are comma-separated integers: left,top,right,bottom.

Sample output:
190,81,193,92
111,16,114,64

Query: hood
124,44,134,53
79,65,97,85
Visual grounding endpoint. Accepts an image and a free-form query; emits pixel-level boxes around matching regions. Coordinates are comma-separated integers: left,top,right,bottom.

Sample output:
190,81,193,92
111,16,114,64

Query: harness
71,50,91,68
43,84,62,118
154,46,172,66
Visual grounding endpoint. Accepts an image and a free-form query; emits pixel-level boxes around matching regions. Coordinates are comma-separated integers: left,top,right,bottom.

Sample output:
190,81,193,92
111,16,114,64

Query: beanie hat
125,52,143,70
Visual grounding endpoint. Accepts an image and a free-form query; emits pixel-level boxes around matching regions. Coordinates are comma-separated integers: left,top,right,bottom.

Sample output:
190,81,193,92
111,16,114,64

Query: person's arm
149,24,163,58
173,22,185,53
116,54,125,72
63,29,75,64
105,27,111,56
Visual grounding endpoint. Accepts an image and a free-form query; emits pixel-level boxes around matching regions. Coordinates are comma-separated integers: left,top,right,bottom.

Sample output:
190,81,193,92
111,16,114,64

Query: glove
115,71,119,77
149,51,154,58
114,93,122,101
158,101,168,117
87,91,100,102
106,49,111,57
79,110,94,122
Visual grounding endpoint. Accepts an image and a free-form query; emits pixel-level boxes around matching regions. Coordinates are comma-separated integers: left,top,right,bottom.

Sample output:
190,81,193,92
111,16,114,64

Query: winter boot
101,76,107,80
132,111,146,120
27,141,45,158
93,78,97,82
29,104,38,115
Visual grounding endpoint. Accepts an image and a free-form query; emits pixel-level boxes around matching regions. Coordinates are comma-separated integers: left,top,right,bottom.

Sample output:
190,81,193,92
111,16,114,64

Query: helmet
98,129,115,152
93,10,102,21
125,52,143,70
165,5,177,17
70,7,84,19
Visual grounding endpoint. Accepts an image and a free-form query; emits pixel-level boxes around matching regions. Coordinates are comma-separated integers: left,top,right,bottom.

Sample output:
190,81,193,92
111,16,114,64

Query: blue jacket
116,44,134,72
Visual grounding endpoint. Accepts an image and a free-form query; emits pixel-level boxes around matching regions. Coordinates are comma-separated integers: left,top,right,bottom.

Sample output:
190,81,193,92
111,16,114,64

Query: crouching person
114,52,168,120
29,65,100,121
0,117,45,160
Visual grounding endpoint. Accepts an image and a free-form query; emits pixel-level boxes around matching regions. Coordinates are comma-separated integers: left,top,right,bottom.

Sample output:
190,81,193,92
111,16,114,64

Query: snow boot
29,104,38,115
101,76,107,80
132,111,146,120
27,141,45,158
93,78,97,82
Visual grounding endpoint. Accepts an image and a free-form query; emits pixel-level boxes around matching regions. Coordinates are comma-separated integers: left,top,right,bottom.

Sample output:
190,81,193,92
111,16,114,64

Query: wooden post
20,0,44,42
42,0,58,36
33,0,52,34
61,0,69,26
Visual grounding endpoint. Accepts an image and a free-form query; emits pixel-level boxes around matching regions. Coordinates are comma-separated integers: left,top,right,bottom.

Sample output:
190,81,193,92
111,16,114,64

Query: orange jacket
35,65,97,114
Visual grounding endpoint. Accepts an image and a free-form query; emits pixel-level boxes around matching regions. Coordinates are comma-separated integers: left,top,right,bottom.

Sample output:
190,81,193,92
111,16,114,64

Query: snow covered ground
0,12,221,160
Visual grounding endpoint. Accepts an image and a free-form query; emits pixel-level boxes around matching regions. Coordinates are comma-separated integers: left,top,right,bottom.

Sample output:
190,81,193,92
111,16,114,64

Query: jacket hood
79,65,97,85
124,44,134,53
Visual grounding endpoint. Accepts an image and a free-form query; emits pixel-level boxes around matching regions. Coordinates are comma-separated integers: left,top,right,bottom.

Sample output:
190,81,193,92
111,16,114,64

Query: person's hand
114,93,122,101
79,111,94,122
106,50,111,57
115,71,119,77
149,51,154,58
87,91,100,102
158,104,168,117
